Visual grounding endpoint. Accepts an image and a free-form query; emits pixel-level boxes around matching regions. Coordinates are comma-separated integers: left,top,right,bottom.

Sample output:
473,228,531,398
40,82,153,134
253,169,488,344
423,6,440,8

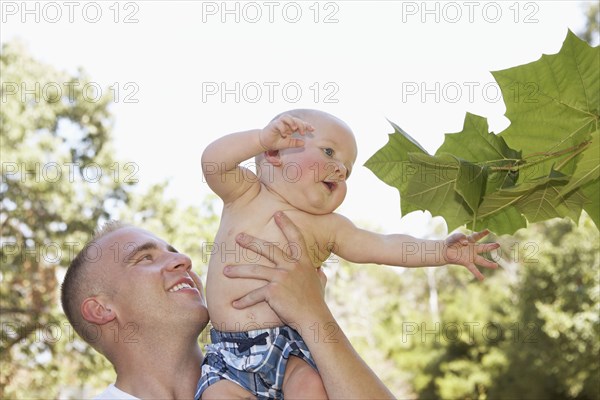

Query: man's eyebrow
123,242,180,263
124,241,158,262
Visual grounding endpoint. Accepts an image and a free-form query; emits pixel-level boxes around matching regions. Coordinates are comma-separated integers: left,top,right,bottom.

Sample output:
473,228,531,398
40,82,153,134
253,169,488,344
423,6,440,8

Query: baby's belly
205,241,284,332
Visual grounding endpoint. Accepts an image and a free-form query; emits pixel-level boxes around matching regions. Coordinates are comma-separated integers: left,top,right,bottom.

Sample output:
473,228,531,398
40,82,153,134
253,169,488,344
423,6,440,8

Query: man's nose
166,252,192,271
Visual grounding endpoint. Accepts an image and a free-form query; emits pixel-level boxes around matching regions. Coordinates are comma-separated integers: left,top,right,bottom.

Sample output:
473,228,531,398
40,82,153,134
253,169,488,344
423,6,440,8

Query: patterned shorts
195,326,317,399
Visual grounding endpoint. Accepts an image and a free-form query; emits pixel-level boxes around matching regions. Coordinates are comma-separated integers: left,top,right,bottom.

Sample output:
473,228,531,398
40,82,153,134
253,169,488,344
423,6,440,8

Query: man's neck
111,335,203,399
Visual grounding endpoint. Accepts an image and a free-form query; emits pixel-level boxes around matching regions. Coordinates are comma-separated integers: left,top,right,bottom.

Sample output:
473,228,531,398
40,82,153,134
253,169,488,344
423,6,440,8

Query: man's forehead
96,227,168,253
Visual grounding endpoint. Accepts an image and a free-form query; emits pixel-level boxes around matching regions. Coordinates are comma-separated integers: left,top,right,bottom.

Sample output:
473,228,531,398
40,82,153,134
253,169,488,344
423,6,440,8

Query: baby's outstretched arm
331,215,499,280
201,115,313,204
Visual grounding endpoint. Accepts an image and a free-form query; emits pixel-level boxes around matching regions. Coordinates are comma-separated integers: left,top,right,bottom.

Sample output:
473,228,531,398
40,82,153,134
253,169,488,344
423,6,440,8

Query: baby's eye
323,148,334,157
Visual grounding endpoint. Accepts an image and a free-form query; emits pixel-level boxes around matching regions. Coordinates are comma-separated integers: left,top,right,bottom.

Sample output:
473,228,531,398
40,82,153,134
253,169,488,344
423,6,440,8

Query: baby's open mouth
324,181,336,191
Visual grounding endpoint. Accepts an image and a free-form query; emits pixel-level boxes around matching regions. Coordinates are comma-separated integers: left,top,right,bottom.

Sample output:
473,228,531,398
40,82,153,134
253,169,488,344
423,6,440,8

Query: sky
2,0,593,238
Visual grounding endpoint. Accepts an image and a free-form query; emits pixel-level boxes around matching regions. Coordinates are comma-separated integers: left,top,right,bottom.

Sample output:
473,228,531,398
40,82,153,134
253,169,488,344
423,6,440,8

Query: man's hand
224,213,395,399
444,229,500,281
259,114,314,152
223,211,327,327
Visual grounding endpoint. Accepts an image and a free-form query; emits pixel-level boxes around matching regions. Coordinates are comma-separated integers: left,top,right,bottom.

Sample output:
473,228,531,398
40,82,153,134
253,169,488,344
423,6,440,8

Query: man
61,211,395,399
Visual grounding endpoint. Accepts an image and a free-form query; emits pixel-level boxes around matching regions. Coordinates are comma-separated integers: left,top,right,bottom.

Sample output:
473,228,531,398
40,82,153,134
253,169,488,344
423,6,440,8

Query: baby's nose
325,161,347,181
336,162,348,179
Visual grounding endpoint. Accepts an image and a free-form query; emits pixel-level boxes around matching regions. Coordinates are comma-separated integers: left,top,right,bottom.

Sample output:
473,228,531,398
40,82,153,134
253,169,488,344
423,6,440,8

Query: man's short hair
60,220,129,348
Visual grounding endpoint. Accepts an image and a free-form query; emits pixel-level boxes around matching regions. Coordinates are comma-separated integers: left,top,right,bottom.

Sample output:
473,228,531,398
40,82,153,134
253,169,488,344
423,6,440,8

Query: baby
197,109,499,399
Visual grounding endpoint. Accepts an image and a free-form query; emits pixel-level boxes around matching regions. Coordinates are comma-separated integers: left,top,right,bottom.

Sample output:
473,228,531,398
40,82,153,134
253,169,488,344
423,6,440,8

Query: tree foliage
2,21,598,400
579,3,599,46
0,40,130,398
365,31,599,235
355,216,599,399
0,41,218,398
489,217,600,399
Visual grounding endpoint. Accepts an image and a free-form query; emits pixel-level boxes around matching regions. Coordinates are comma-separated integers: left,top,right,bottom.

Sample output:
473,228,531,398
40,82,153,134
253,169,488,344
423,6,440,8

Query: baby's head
257,109,358,215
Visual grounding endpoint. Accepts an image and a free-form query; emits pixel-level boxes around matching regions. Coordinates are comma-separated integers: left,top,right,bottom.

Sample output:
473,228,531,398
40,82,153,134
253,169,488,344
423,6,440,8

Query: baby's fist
260,115,314,151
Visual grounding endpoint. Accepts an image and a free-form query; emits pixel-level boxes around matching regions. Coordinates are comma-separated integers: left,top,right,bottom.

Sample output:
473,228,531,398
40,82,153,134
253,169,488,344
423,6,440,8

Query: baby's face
277,114,358,215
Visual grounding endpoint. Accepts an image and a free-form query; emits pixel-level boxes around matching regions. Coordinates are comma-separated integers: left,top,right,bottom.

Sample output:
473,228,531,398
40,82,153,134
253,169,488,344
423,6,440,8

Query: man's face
95,227,208,335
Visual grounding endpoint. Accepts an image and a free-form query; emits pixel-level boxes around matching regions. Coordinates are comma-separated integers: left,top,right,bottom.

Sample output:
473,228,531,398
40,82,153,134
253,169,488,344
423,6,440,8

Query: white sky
2,0,593,238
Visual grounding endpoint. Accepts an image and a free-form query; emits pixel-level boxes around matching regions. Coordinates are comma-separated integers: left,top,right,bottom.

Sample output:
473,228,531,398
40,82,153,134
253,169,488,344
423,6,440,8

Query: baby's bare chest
214,201,331,267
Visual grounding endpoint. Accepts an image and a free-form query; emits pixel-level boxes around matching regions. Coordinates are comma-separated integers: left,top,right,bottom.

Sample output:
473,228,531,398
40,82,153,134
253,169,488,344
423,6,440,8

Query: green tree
580,3,599,46
0,41,220,398
0,40,131,398
490,217,599,399
365,215,599,399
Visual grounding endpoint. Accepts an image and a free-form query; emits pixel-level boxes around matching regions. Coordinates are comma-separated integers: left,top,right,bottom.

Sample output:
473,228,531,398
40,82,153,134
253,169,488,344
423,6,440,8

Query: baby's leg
282,356,327,399
202,380,256,400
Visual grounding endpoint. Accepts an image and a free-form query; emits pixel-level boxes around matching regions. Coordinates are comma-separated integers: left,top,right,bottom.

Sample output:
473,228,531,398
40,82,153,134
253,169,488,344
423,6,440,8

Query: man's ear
264,150,282,167
81,297,116,325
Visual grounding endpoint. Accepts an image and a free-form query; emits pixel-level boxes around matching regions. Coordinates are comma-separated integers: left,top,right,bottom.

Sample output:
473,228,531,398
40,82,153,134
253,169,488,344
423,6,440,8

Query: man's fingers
273,211,308,259
235,232,286,265
224,264,275,281
231,287,268,309
233,212,312,275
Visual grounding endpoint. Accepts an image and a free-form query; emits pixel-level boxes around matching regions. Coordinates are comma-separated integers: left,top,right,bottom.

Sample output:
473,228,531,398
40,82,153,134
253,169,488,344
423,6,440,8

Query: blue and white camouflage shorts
195,325,317,399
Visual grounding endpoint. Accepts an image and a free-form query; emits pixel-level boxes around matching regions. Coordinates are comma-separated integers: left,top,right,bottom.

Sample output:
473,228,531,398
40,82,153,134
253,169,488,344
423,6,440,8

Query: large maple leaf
365,31,599,235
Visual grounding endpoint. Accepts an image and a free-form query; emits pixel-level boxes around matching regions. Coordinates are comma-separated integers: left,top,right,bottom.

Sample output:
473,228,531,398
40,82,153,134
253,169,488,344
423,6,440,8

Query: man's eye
138,254,153,262
323,148,334,157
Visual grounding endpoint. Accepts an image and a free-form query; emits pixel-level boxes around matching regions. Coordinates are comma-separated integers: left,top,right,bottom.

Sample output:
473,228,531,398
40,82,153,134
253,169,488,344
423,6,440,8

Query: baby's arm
201,115,313,203
331,215,499,280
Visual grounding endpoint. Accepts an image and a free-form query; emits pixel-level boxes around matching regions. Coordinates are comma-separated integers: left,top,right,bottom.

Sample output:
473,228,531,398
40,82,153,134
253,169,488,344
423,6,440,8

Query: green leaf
455,159,486,215
479,170,587,224
436,113,521,164
495,30,600,178
364,121,428,215
559,129,600,194
518,181,588,223
474,207,527,236
436,112,521,196
580,179,599,228
366,30,598,235
404,153,472,230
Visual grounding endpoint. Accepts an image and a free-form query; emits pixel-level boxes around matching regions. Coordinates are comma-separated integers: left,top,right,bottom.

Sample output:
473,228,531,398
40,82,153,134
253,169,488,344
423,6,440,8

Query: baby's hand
260,114,314,151
443,229,500,281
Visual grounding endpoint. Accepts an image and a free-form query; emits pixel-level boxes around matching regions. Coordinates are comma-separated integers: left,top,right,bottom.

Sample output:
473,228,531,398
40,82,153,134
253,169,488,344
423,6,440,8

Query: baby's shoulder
284,210,346,241
225,181,274,209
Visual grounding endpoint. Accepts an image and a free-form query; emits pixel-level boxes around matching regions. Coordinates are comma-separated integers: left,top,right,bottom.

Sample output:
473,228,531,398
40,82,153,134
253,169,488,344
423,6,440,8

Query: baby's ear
264,150,282,166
